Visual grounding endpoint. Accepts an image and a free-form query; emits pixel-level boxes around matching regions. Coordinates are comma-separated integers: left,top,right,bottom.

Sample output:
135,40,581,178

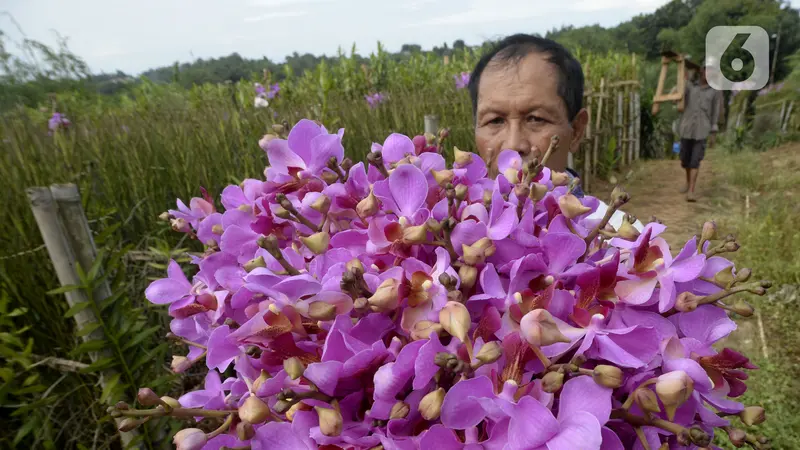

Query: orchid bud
283,357,305,380
307,301,337,321
424,132,436,145
411,320,443,340
617,219,641,240
735,268,752,283
724,241,740,253
390,401,410,420
454,147,473,165
315,405,343,437
731,299,754,318
550,171,570,187
311,195,331,213
285,401,311,422
458,264,478,290
170,218,188,232
275,207,292,219
300,231,330,255
541,371,565,393
688,426,711,447
675,292,702,312
321,171,339,184
368,279,400,312
171,355,192,373
118,417,146,432
425,218,443,233
475,341,502,364
656,371,694,421
160,396,180,409
237,421,255,440
239,395,271,424
418,387,445,420
346,258,364,274
244,256,267,272
439,301,471,343
701,221,717,242
357,189,380,217
519,309,570,347
211,224,224,235
529,183,549,202
173,428,207,450
431,169,455,187
260,133,278,148
137,388,160,407
726,427,746,447
252,370,270,392
740,406,766,426
503,168,520,184
158,211,171,221
462,243,486,266
482,190,492,204
592,365,624,389
454,184,468,202
633,388,661,413
402,225,428,244
558,193,592,219
714,266,735,287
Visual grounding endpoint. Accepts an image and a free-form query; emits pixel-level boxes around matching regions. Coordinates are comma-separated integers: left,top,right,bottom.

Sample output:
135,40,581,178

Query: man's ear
569,108,589,154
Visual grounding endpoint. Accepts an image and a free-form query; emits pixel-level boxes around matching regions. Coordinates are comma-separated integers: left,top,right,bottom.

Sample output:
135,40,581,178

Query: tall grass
0,47,642,448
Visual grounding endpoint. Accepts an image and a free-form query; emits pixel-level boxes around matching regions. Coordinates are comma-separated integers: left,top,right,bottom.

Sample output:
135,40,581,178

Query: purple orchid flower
261,119,345,180
454,72,470,90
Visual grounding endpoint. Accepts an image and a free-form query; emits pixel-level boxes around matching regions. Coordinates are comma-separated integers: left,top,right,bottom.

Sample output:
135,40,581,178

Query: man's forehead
476,53,566,115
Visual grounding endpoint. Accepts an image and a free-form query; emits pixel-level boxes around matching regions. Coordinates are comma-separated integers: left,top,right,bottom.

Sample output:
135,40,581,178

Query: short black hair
468,34,584,121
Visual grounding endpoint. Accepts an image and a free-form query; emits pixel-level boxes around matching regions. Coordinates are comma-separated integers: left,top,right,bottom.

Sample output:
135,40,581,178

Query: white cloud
243,10,309,22
247,0,330,7
570,0,664,12
406,0,561,27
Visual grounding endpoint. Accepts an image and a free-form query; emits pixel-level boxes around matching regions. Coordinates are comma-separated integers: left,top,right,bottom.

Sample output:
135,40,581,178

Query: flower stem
117,407,233,419
206,414,234,440
529,344,552,370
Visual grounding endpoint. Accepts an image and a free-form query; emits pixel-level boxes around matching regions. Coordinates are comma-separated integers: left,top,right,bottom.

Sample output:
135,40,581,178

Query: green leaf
75,263,87,284
12,416,38,446
86,250,106,282
23,373,39,386
130,343,169,373
71,339,106,355
100,373,122,403
122,325,161,351
76,322,102,337
46,284,82,295
8,307,28,317
79,357,116,374
0,368,13,382
63,300,92,318
100,290,125,311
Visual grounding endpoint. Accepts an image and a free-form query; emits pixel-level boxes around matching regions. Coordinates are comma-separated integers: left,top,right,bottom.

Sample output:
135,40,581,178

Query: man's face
474,52,587,175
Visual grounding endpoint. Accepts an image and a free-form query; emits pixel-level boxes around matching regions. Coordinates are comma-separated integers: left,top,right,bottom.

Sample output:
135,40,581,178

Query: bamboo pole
616,88,623,169
628,87,635,164
424,115,439,136
592,78,605,177
584,95,592,192
27,185,139,448
634,90,641,160
783,100,794,132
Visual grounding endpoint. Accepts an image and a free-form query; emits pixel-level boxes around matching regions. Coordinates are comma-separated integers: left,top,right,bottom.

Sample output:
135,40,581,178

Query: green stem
118,407,233,419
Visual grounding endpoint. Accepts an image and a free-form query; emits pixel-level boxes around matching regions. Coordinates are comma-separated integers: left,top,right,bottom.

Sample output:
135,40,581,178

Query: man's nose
505,122,531,156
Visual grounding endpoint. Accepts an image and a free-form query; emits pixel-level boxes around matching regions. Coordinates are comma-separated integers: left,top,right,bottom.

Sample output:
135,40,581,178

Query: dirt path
592,150,721,250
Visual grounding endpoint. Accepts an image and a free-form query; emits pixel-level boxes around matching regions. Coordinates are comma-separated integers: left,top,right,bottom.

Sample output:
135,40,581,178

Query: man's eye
488,117,504,125
527,115,544,123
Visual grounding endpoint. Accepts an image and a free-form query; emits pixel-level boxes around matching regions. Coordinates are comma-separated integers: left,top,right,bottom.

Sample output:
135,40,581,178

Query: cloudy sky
2,0,794,75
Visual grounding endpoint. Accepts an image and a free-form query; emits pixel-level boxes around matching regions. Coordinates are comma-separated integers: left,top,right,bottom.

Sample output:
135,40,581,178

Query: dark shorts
679,138,706,169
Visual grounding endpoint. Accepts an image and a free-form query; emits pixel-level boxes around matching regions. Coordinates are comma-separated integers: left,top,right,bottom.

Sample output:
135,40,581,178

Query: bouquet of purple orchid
118,119,771,450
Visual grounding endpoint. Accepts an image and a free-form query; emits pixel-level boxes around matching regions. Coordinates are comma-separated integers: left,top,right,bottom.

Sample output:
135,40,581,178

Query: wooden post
783,100,794,132
27,185,139,448
628,87,635,164
584,94,592,192
652,56,669,115
614,89,625,169
634,90,641,160
676,56,686,112
592,78,605,177
424,115,439,136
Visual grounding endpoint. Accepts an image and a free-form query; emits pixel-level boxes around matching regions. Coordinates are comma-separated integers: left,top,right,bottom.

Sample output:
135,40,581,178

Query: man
673,65,722,202
467,33,640,230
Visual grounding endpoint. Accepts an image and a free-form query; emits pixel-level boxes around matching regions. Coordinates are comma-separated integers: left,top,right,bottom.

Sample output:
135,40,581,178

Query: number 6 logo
705,26,769,91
